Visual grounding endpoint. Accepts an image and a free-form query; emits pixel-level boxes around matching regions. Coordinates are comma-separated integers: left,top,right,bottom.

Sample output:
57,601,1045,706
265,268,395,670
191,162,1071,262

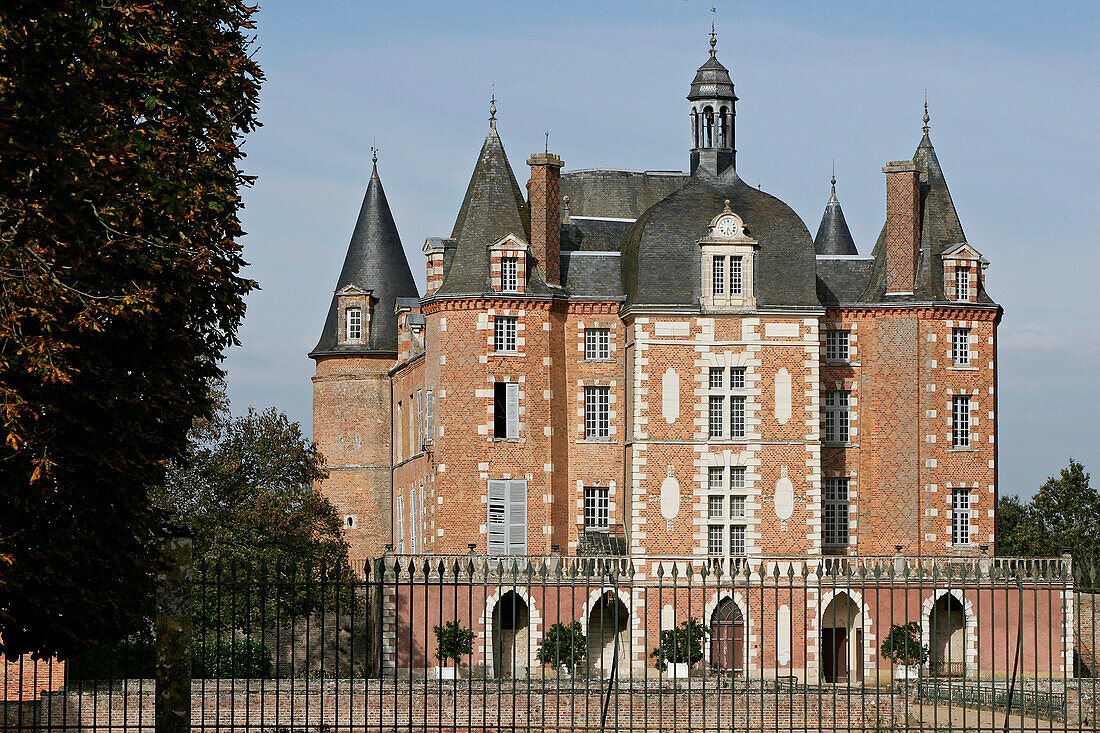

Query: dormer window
941,242,987,304
700,201,758,312
346,308,362,341
954,266,969,301
501,257,518,292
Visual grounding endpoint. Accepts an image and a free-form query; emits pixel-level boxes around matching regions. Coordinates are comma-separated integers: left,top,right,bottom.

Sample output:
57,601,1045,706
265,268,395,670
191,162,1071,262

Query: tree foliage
155,398,352,628
879,622,928,666
650,617,709,671
432,620,474,668
997,460,1096,560
536,621,587,670
0,1,262,658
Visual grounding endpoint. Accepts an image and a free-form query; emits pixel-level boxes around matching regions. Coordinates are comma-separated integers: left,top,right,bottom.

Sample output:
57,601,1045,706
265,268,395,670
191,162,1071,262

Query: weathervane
922,90,930,134
371,137,378,165
489,84,497,130
709,5,717,55
545,130,549,154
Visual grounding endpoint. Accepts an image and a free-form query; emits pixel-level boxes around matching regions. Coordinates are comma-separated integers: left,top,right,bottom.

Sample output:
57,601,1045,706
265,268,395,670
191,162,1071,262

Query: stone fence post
155,525,192,733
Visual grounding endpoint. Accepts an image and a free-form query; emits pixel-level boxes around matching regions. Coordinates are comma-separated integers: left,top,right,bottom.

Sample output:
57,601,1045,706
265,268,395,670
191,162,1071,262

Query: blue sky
223,1,1098,498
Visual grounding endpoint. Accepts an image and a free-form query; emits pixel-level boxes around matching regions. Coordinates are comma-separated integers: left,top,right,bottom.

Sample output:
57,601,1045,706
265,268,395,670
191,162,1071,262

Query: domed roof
688,51,736,101
621,171,819,308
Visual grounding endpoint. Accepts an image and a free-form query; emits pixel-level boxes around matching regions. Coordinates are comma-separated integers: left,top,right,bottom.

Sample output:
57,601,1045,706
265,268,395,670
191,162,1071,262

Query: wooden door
822,627,848,683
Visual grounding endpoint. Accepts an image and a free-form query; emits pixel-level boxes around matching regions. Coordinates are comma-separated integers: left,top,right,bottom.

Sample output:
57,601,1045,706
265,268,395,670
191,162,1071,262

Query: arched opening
587,591,630,678
690,108,699,148
929,594,966,678
703,106,714,148
820,593,863,683
709,598,745,675
491,591,530,679
718,106,729,147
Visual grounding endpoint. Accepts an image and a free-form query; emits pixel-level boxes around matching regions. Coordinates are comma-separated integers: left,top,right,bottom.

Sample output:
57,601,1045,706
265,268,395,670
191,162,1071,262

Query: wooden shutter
487,480,508,555
507,480,527,554
505,383,520,439
424,390,434,444
416,390,424,449
410,488,418,554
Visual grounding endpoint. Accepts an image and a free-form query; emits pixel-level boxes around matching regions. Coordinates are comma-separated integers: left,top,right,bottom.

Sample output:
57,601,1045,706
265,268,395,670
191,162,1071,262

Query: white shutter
416,390,424,449
425,390,434,443
395,495,405,553
507,480,528,555
487,480,508,556
505,383,520,439
410,488,418,554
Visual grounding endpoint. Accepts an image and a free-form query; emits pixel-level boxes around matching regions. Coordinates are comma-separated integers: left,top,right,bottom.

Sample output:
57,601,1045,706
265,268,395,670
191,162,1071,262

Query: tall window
709,396,725,439
501,257,518,291
729,525,746,555
952,395,971,448
826,330,850,362
730,495,746,518
494,316,517,352
824,390,850,444
729,396,746,439
952,488,971,546
346,307,362,341
395,494,405,553
708,495,724,519
584,486,610,530
955,266,970,301
585,328,610,360
584,386,610,439
708,466,724,491
410,488,418,554
730,256,743,295
708,525,725,556
952,328,971,367
730,467,746,489
487,479,528,555
712,256,726,296
823,478,850,547
494,382,520,439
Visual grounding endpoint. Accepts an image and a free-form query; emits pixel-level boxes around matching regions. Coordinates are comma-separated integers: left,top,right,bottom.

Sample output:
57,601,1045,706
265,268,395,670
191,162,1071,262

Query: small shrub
433,620,474,667
879,622,928,666
193,637,273,678
536,622,587,670
650,617,709,671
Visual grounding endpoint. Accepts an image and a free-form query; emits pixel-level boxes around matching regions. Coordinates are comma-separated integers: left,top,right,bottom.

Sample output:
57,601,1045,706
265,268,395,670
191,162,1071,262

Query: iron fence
5,550,1100,732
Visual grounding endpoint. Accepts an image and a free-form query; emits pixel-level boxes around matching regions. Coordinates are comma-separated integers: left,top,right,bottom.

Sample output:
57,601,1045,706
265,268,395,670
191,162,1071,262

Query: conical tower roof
310,160,419,356
436,119,534,295
813,176,858,255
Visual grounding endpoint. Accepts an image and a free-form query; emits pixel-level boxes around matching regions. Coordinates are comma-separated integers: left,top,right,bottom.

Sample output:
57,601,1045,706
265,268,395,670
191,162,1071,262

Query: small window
729,525,746,555
708,525,725,555
826,330,850,362
730,256,743,295
344,514,358,529
952,488,971,546
708,396,725,439
708,466,724,491
709,367,725,390
585,328,610,360
494,382,520,439
712,255,726,296
730,367,746,390
729,396,746,439
730,495,746,518
708,495,724,519
494,316,517,353
584,386,610,439
584,486,610,530
952,328,971,367
823,478,850,547
952,395,971,448
346,307,362,342
730,466,746,489
824,390,850,444
501,257,518,291
955,266,970,301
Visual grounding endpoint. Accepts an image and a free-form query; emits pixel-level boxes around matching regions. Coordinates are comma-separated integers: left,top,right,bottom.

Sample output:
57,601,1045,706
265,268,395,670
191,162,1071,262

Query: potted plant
879,622,928,681
650,617,709,678
536,622,587,677
433,620,474,680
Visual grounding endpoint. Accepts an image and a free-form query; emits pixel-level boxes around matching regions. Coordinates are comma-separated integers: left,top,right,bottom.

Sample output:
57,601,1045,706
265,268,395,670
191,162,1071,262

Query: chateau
310,37,1000,571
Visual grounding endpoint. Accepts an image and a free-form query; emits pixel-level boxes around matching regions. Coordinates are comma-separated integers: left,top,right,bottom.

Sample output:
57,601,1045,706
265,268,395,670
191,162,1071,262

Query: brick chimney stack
882,161,921,294
526,153,564,287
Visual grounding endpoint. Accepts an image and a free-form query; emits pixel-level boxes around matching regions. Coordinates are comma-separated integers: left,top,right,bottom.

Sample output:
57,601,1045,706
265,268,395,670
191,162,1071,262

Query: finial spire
545,130,549,154
922,90,930,134
371,139,378,166
489,85,497,130
709,5,717,56
831,158,836,192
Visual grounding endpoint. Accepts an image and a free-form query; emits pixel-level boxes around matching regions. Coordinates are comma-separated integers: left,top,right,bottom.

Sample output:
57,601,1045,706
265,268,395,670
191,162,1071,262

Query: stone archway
491,591,530,679
709,597,745,675
820,592,863,683
928,593,966,677
586,591,630,678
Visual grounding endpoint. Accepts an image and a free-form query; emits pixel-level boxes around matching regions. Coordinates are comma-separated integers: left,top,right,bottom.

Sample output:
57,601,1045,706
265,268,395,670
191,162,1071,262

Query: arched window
709,598,745,674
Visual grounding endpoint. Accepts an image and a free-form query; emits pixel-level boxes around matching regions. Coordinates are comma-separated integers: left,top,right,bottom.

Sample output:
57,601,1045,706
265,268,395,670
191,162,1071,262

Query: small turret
687,27,737,178
813,172,858,256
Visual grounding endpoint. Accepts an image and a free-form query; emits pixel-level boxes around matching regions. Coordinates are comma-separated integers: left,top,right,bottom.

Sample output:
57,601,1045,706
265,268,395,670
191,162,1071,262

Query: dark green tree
650,617,709,671
0,0,262,659
997,460,1096,560
155,397,352,628
432,620,474,668
536,621,587,670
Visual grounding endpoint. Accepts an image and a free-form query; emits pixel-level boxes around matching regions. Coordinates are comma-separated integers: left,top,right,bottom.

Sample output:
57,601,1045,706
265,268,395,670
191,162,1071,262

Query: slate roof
813,179,859,256
560,217,634,252
816,257,875,306
688,51,736,101
560,251,625,298
620,169,819,309
862,132,996,304
436,124,547,296
311,163,419,356
560,170,689,219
